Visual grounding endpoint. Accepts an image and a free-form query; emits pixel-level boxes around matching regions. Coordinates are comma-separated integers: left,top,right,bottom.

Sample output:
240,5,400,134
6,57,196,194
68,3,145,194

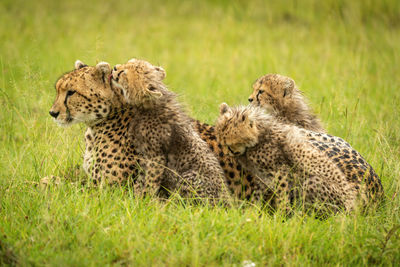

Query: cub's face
110,58,166,106
49,61,114,126
248,74,295,112
216,103,259,156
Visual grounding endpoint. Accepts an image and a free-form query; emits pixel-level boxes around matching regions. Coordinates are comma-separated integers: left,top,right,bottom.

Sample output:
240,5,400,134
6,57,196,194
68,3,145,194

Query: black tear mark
256,90,264,102
64,93,71,120
67,90,76,96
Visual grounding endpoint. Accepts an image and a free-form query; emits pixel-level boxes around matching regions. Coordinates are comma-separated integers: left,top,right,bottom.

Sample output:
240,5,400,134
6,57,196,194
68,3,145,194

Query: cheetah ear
283,77,295,97
219,103,230,115
74,60,87,70
153,66,166,80
127,58,138,64
146,84,163,99
95,62,111,76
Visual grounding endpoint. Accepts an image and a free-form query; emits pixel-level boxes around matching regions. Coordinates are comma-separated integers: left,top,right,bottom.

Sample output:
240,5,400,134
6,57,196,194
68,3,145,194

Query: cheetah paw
40,175,62,189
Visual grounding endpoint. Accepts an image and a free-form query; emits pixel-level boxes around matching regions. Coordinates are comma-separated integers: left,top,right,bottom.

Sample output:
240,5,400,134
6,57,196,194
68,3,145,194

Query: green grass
1,0,400,265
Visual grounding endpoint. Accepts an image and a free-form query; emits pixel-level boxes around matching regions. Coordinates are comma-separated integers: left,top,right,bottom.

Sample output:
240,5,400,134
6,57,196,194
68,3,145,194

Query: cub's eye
67,90,76,96
148,85,157,91
258,90,264,94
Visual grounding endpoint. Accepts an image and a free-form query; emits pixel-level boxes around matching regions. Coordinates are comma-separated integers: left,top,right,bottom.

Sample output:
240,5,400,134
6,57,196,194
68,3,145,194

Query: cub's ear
283,77,295,97
219,103,230,115
95,62,111,75
127,58,138,64
154,66,166,80
146,84,163,99
74,60,87,70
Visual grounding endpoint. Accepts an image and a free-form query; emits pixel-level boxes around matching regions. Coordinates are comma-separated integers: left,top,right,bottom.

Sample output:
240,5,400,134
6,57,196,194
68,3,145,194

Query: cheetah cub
111,58,229,203
249,74,325,132
216,103,383,212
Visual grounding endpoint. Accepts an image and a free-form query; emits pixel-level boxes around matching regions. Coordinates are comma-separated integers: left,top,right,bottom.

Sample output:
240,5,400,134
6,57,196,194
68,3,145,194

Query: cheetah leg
134,155,166,197
175,170,203,198
171,170,222,205
41,164,88,188
263,167,293,213
300,175,347,214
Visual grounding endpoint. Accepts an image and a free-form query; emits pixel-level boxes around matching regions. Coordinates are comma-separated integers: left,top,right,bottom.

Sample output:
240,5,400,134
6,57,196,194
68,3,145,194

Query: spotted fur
192,74,327,201
216,104,384,212
49,61,141,184
193,120,262,200
111,59,229,203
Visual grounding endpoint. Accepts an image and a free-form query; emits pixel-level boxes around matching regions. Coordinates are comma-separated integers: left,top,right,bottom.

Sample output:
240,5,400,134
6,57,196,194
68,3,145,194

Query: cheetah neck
89,105,134,134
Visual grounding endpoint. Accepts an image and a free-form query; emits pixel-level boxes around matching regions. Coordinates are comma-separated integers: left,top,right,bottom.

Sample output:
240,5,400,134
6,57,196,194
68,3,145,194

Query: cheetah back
305,131,383,201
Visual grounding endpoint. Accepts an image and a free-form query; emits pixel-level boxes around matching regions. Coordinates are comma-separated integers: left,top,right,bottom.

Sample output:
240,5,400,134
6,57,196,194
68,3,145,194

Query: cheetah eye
258,90,264,94
148,85,157,91
67,90,76,96
117,70,124,77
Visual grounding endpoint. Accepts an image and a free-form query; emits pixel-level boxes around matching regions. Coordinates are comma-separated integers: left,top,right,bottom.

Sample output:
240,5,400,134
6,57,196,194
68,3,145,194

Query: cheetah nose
49,110,60,118
248,98,253,103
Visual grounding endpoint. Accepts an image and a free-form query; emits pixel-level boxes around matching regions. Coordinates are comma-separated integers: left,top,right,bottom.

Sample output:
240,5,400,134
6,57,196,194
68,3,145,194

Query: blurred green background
1,0,400,265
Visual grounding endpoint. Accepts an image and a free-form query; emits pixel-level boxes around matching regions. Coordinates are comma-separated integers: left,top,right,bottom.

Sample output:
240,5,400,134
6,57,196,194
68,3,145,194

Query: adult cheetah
49,61,144,185
50,60,229,203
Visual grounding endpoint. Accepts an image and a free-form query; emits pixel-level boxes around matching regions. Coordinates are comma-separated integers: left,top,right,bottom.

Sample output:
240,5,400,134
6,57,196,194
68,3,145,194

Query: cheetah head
49,61,116,126
215,103,262,156
110,58,166,107
248,74,297,112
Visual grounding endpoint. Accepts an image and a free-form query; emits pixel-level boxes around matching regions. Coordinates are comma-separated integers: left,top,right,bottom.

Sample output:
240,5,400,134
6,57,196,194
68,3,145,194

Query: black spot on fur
246,175,253,182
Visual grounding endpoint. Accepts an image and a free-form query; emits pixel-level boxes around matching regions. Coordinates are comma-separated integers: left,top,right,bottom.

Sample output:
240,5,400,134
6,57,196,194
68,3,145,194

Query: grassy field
1,0,400,265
